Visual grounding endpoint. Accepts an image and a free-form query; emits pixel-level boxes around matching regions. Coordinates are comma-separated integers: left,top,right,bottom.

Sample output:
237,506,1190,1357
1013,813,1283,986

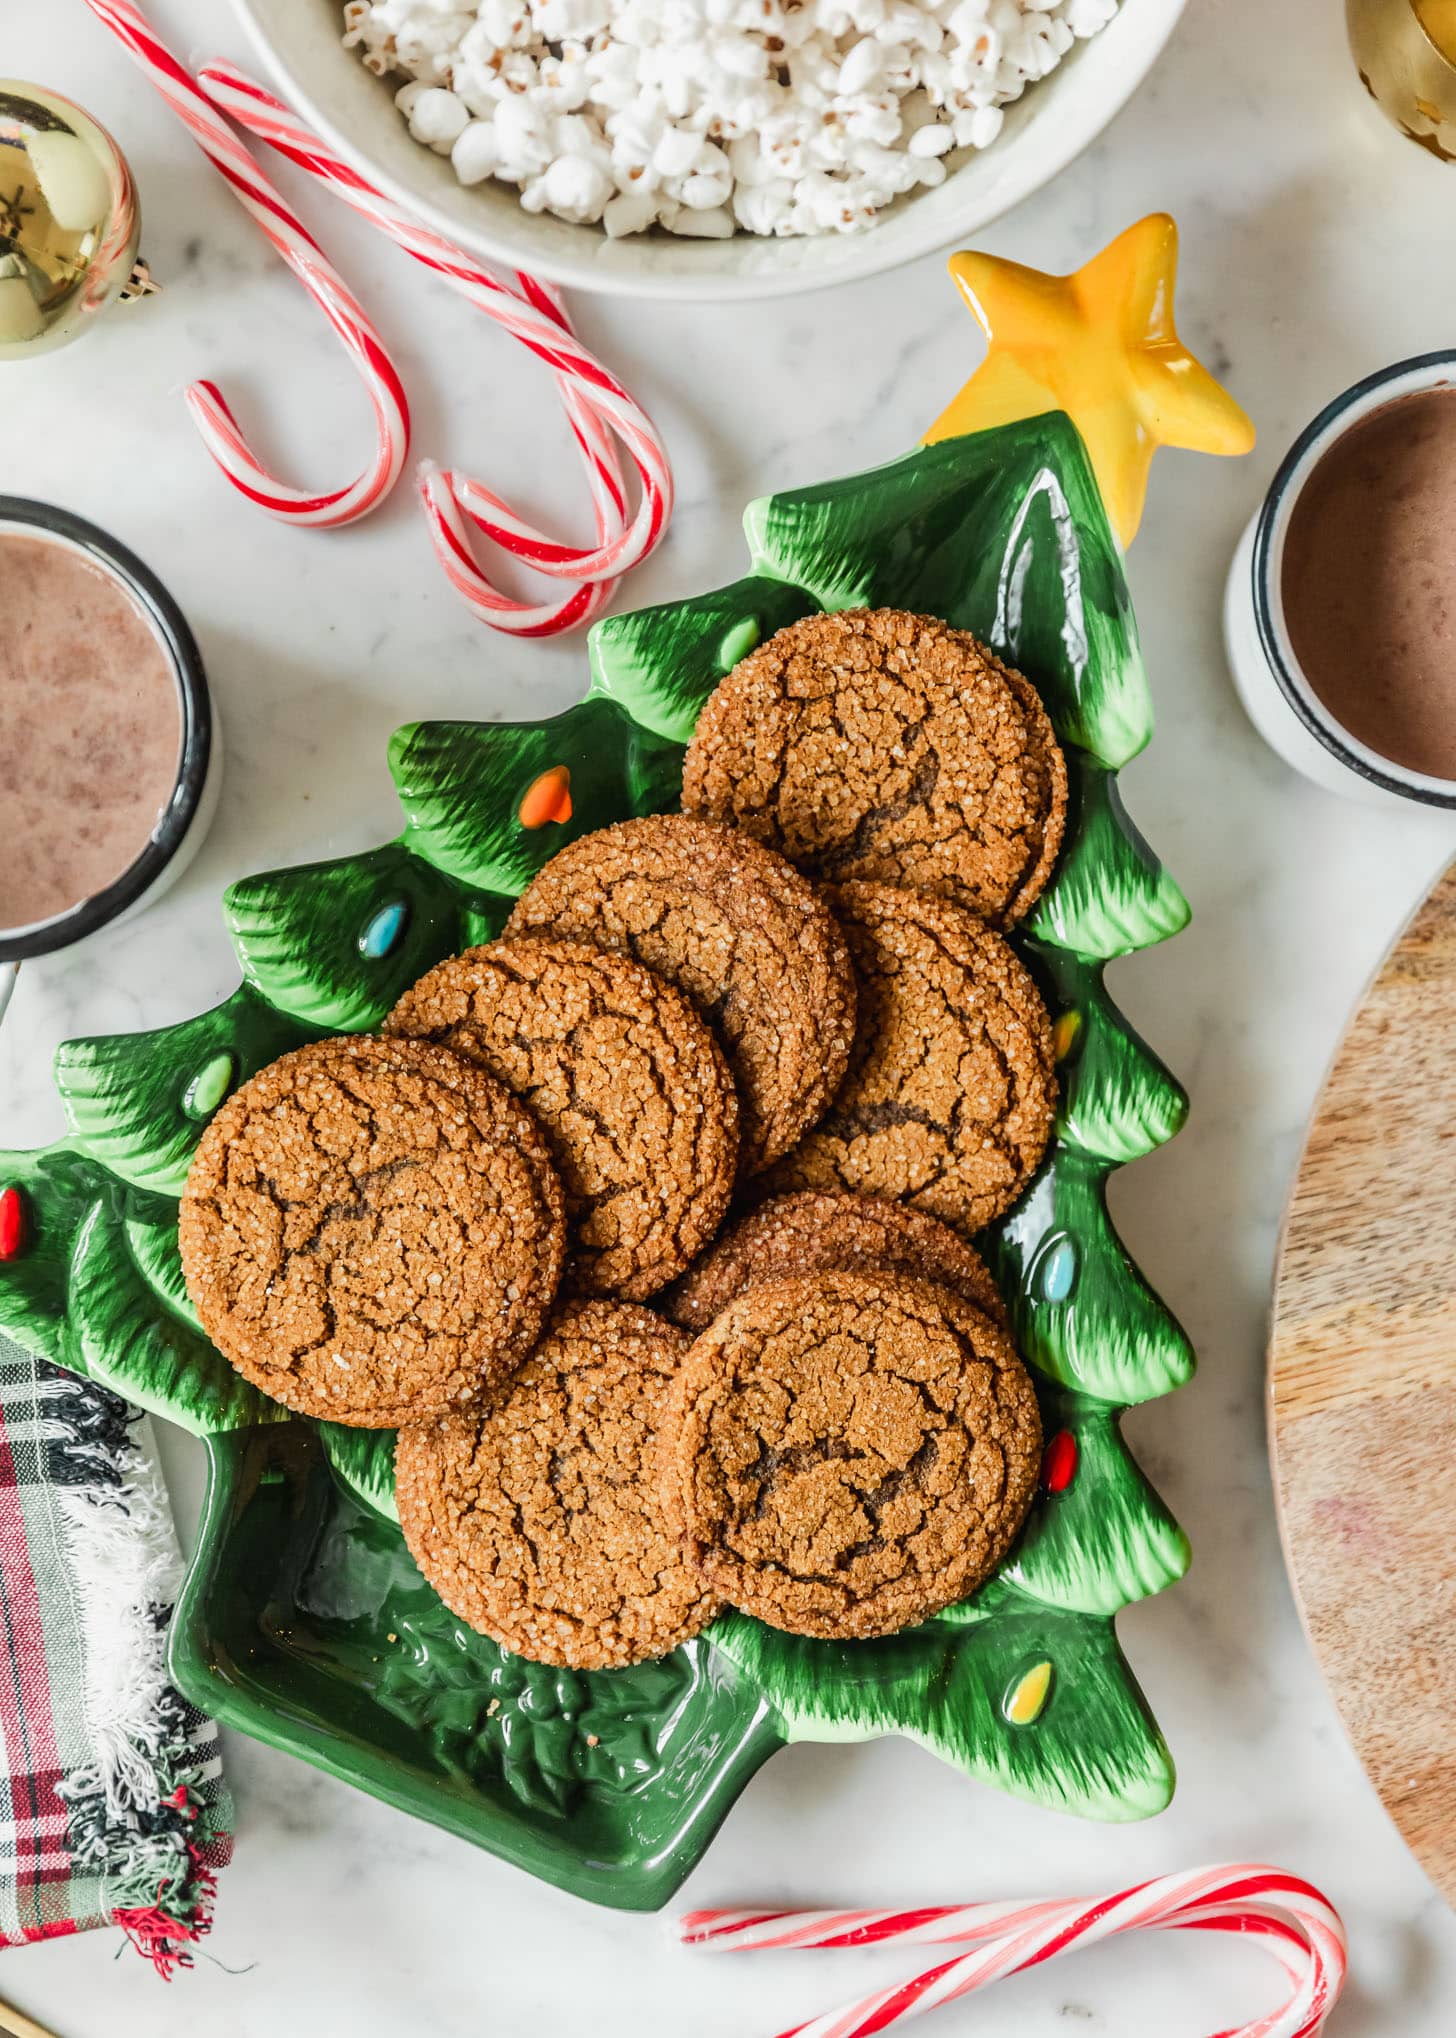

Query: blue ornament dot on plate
718,617,760,669
184,1052,236,1121
359,899,410,959
1035,1234,1079,1304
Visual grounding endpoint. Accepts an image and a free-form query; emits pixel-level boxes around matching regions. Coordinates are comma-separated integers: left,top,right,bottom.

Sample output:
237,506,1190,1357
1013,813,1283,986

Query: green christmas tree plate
0,409,1194,1912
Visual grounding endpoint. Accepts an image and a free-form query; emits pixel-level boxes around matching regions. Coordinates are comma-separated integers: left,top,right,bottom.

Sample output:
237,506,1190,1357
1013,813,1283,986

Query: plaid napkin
0,1334,231,1973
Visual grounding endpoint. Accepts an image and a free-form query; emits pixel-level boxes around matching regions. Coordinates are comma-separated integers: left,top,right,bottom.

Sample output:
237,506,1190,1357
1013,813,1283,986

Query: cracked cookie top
178,1035,566,1427
662,1188,1006,1334
386,939,738,1301
765,882,1056,1236
680,607,1067,929
396,1298,720,1669
661,1269,1042,1640
504,813,856,1176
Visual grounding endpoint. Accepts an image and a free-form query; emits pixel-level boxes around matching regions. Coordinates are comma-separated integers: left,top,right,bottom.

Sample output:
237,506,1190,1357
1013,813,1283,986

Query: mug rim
1251,348,1456,810
0,499,213,962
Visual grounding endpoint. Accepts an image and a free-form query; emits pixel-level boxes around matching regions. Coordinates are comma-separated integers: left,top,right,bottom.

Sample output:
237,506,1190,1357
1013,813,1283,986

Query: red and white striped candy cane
81,0,409,528
196,62,673,636
679,1865,1347,2038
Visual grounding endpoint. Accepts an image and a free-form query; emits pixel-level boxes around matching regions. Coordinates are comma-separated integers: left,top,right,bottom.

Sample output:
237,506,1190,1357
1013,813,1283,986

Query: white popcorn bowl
231,0,1187,302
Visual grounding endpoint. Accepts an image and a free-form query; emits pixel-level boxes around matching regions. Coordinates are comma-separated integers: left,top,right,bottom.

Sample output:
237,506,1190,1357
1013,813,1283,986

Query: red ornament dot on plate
0,1186,26,1263
1042,1429,1077,1494
518,765,573,829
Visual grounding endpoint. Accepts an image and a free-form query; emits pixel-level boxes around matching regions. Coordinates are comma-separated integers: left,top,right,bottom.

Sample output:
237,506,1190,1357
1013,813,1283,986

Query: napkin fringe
45,1376,224,1976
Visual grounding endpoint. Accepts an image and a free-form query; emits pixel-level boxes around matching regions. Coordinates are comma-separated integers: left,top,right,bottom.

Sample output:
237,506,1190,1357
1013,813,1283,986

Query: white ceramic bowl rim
1252,349,1456,810
229,0,1187,303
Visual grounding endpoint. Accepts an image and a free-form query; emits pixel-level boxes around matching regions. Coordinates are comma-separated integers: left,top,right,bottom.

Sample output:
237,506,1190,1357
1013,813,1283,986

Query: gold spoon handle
0,1995,64,2038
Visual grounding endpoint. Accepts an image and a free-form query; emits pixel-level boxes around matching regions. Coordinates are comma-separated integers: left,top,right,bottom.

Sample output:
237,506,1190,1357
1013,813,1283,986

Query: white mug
1223,349,1456,811
0,499,223,1030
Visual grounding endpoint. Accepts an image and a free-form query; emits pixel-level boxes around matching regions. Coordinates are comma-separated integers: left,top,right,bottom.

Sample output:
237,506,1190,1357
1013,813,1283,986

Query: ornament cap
119,255,160,301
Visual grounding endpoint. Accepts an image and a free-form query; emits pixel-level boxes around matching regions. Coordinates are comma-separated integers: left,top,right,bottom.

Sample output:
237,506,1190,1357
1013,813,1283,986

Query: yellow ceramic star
924,214,1255,547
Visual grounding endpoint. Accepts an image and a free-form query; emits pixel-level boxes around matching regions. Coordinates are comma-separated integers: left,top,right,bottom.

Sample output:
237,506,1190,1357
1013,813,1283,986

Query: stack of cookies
179,608,1067,1670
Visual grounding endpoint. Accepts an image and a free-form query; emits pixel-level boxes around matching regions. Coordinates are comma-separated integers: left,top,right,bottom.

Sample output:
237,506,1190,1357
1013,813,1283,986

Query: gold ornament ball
0,81,142,359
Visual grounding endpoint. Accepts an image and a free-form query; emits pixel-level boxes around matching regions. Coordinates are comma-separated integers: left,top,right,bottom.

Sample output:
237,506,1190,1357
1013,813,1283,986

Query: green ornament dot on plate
184,1052,236,1121
1035,1234,1079,1304
359,899,410,959
717,616,760,669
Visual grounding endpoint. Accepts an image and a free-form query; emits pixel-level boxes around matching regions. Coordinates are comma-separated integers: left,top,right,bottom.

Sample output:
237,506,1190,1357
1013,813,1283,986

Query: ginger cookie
661,1269,1042,1640
386,939,737,1300
680,606,1067,928
396,1298,720,1669
178,1035,565,1427
766,883,1056,1236
662,1189,1006,1334
504,814,856,1175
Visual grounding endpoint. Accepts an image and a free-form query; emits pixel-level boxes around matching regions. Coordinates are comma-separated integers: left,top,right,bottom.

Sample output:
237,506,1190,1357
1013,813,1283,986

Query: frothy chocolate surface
1282,388,1456,781
0,532,182,930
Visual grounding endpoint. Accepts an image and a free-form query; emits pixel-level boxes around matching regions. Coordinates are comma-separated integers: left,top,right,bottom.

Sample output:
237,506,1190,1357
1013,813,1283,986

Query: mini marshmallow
657,123,711,177
451,118,501,182
662,202,735,237
835,39,882,96
680,166,733,208
907,121,953,156
347,0,1120,237
955,102,1004,149
1064,0,1118,31
407,86,470,150
603,187,660,236
539,152,613,219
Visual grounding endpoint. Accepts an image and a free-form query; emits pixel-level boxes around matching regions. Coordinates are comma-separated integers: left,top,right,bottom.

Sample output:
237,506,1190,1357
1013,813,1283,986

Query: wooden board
1271,858,1456,1904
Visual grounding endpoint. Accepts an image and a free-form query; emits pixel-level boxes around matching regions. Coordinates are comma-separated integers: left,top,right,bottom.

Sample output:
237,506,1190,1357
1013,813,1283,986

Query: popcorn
343,0,1120,237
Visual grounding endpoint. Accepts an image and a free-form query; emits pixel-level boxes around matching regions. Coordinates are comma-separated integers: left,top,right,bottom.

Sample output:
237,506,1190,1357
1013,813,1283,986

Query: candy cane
81,0,409,528
198,59,667,574
678,1865,1347,2038
195,62,674,634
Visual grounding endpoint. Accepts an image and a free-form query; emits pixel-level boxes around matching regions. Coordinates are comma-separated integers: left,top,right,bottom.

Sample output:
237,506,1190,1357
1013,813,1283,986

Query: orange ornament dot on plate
518,766,573,829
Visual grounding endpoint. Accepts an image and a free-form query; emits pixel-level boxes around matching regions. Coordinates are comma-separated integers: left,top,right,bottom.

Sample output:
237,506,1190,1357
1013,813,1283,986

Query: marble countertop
5,1,1456,2031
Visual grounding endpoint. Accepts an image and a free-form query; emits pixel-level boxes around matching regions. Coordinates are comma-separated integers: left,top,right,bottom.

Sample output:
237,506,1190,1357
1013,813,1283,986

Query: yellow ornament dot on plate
1052,1010,1081,1062
1004,1659,1054,1726
924,214,1255,548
